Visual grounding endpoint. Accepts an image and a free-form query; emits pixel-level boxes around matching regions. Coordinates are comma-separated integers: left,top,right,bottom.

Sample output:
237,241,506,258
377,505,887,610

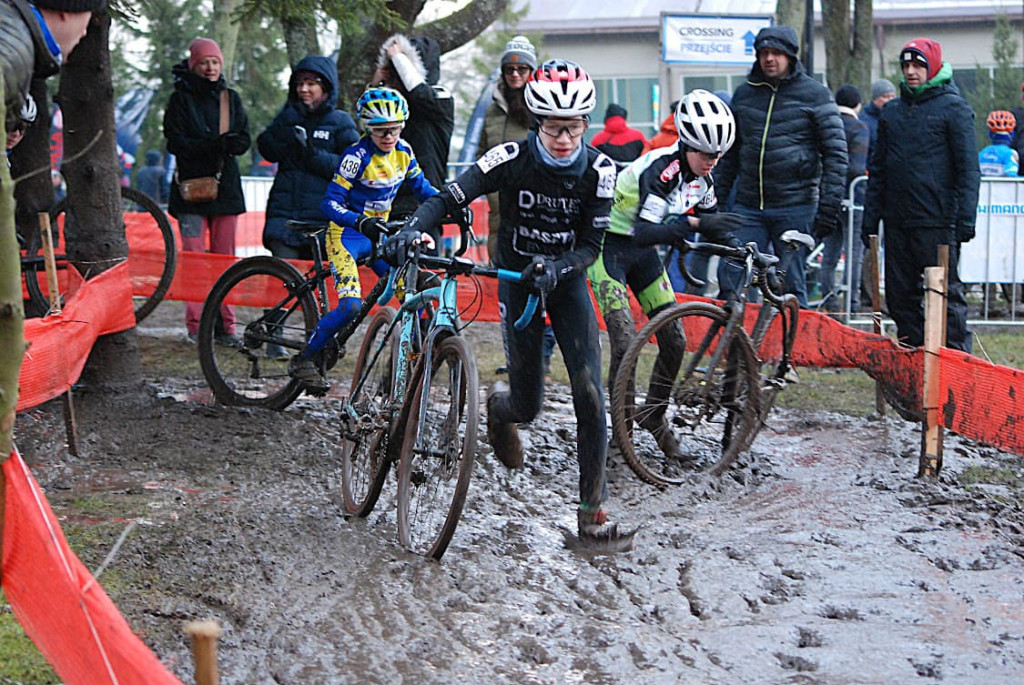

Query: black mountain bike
21,186,178,321
610,232,804,485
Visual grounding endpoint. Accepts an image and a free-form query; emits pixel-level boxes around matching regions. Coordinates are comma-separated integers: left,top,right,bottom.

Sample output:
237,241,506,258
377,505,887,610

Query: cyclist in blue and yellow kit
288,87,438,389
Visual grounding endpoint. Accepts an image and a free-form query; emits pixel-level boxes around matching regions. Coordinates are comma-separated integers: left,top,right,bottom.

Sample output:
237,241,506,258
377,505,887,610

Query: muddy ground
11,308,1024,685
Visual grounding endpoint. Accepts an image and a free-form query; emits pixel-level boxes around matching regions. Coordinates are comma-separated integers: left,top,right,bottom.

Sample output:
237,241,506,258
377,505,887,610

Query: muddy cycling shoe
486,381,523,469
288,355,330,393
215,333,243,348
637,414,689,462
577,507,636,553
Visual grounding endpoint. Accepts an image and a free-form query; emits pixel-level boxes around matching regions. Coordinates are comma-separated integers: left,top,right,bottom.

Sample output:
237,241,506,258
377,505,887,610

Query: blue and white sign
661,15,773,65
961,178,1024,283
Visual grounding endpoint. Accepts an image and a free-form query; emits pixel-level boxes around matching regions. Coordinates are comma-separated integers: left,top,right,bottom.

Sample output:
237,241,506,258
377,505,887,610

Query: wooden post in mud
184,620,222,685
868,235,885,415
919,266,945,477
37,213,61,316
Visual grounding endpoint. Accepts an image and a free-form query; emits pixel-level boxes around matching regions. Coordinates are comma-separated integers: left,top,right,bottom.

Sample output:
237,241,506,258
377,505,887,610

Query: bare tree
1,82,23,456
821,0,874,92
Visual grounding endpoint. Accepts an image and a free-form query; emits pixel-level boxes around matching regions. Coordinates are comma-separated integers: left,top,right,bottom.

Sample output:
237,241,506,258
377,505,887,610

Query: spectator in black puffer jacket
863,38,980,353
258,55,359,259
714,25,848,307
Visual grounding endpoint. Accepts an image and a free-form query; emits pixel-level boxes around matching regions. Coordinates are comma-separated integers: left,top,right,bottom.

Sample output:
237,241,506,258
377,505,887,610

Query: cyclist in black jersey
384,60,631,550
588,90,743,461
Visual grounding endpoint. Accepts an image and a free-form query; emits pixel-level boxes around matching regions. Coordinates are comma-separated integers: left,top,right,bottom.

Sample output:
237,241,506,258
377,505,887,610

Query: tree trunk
281,7,320,67
214,0,243,78
57,11,144,395
775,0,806,44
822,0,874,94
0,78,25,457
10,78,55,248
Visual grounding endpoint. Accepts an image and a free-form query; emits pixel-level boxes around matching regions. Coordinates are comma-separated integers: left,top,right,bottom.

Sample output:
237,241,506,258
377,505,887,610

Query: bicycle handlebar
676,239,786,305
380,248,539,331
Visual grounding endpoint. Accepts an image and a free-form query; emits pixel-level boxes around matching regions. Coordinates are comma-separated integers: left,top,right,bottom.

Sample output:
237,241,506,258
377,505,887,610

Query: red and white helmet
675,89,736,156
524,59,596,118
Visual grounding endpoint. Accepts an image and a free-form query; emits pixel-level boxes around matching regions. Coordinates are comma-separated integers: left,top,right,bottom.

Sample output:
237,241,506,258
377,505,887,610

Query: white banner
661,15,773,65
961,178,1024,283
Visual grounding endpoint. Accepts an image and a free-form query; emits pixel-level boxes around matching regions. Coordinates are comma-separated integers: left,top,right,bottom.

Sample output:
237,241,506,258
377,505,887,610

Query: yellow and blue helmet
356,87,409,126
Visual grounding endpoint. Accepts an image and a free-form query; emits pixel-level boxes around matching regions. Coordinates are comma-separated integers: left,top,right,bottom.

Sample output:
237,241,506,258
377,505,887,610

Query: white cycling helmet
524,59,596,118
675,89,735,155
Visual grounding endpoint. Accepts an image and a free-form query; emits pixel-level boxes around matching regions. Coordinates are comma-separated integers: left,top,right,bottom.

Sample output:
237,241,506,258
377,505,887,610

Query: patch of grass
958,465,1024,488
0,593,59,684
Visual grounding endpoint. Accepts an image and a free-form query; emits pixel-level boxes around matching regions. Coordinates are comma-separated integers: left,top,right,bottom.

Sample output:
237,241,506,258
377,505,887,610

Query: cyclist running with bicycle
288,86,438,390
588,90,743,462
383,59,630,550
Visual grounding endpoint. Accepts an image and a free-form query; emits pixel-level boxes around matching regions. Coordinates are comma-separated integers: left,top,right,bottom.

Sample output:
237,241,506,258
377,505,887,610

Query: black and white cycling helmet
675,89,735,155
524,59,596,118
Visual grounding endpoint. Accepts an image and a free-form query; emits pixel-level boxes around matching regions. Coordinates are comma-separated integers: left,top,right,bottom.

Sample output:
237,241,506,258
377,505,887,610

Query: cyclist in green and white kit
587,90,743,459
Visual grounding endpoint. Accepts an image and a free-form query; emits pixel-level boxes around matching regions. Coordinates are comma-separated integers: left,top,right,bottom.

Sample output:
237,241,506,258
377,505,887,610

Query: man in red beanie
863,38,980,353
1,0,106,148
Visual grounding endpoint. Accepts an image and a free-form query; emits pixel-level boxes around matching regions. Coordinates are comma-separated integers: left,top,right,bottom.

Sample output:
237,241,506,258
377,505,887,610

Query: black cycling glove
698,213,744,243
520,257,559,295
382,230,418,266
356,215,386,242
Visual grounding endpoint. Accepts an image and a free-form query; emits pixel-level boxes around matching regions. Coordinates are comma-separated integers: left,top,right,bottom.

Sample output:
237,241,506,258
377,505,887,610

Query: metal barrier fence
241,172,1024,327
813,175,1024,328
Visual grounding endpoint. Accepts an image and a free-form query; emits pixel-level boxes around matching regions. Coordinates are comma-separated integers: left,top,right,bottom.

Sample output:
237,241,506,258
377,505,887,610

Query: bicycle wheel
611,302,762,484
47,186,177,323
198,256,317,409
341,306,400,517
397,335,479,560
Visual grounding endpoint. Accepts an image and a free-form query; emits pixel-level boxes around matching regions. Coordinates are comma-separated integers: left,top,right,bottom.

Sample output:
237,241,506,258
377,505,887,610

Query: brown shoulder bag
177,91,229,203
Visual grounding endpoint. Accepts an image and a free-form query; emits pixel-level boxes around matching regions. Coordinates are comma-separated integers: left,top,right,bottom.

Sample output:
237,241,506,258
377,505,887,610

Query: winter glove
813,213,839,241
356,215,387,243
520,257,559,296
219,131,248,156
382,230,419,266
698,213,744,243
813,213,837,241
958,224,976,244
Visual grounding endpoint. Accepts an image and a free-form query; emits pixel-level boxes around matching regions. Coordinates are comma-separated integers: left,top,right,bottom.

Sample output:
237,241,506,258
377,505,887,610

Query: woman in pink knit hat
164,37,251,344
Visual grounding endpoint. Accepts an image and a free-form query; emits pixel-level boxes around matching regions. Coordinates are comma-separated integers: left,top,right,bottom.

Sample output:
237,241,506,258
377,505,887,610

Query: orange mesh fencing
2,447,183,684
938,348,1024,454
18,262,136,411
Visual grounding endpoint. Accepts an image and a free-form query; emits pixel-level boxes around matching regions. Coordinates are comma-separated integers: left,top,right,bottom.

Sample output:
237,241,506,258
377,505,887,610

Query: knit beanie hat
501,35,537,69
834,84,861,108
188,38,224,71
900,38,942,82
32,0,106,10
604,103,627,121
870,79,896,101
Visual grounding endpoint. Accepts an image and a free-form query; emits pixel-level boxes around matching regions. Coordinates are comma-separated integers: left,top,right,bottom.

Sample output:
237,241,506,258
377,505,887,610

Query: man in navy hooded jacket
258,55,359,258
863,38,980,353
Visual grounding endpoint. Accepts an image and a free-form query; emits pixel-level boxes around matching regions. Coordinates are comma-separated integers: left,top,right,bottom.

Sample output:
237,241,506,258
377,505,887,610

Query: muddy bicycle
610,231,806,485
341,222,538,560
21,186,178,321
196,218,416,410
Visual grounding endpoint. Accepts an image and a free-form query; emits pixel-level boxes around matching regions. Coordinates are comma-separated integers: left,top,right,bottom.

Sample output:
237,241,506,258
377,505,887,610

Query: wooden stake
37,213,61,316
919,266,945,477
184,620,222,685
63,385,79,457
868,235,885,416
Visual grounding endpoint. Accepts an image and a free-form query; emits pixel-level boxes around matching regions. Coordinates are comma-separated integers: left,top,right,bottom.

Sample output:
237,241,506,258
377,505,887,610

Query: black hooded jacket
714,26,848,223
164,60,251,218
257,55,359,248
